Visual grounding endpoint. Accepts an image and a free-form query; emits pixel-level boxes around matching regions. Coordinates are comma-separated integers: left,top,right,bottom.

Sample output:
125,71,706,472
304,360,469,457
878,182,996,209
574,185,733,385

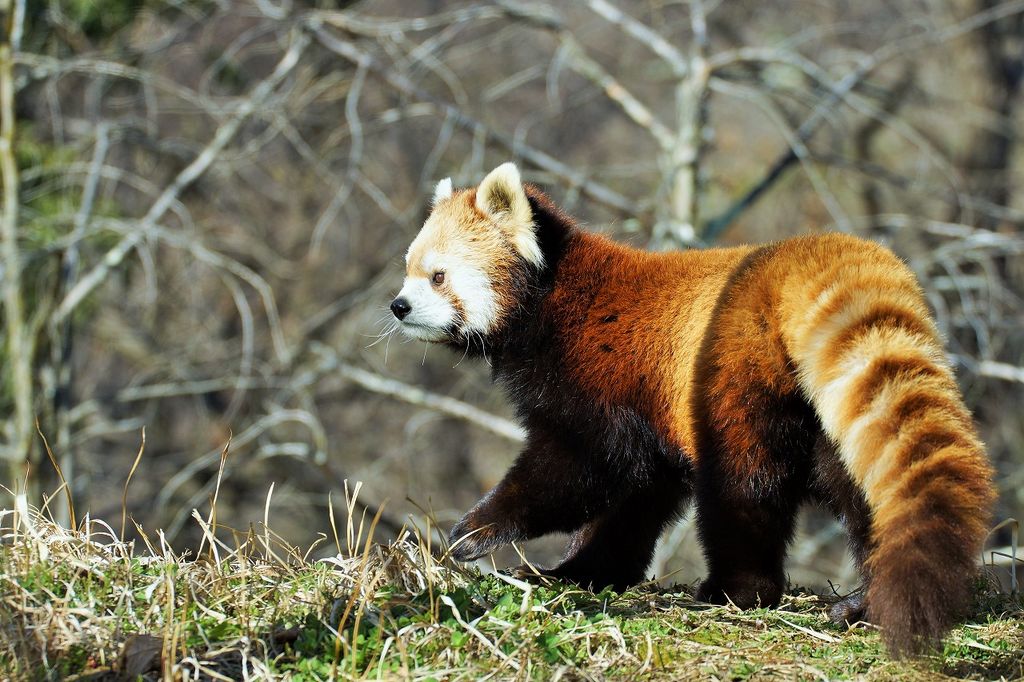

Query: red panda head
391,163,542,343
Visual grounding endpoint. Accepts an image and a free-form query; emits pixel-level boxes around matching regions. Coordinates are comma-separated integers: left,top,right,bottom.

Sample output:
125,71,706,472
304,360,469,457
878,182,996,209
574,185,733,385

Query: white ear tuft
475,163,543,266
432,177,453,205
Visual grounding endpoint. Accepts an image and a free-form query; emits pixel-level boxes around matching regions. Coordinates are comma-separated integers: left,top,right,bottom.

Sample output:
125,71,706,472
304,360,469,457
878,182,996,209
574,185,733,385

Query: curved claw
829,591,868,626
509,563,557,583
448,518,506,561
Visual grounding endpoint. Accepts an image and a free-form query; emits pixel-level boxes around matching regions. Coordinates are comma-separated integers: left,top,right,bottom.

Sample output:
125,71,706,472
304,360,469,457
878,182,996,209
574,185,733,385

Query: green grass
1,496,1021,681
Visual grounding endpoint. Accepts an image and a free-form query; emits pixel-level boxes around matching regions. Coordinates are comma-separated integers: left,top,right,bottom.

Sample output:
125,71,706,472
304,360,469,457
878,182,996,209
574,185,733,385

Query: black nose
390,297,412,320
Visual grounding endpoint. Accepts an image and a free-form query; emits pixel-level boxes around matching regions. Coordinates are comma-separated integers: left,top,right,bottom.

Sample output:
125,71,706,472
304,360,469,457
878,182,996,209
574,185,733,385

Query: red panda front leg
449,430,622,562
538,471,691,591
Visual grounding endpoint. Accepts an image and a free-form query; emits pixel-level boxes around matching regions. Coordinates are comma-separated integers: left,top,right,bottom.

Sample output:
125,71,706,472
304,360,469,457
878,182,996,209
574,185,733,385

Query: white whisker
365,321,399,348
453,331,471,368
384,325,394,364
363,330,392,343
476,330,491,367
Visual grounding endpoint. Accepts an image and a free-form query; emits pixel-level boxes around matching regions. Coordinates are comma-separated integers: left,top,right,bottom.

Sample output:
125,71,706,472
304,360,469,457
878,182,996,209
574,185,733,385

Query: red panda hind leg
691,251,823,610
692,385,821,609
808,435,874,625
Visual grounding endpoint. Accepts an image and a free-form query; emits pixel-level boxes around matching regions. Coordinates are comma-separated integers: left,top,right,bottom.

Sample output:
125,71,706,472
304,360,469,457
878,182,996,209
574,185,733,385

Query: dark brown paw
697,575,783,609
829,592,867,626
696,578,730,604
448,515,514,561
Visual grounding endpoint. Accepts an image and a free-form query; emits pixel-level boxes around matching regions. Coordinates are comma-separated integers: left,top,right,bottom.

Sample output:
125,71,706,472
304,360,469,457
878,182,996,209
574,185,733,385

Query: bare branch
655,0,710,247
16,53,233,117
495,2,674,149
702,0,1024,240
308,344,526,443
310,61,368,254
709,77,851,232
584,0,688,76
558,35,674,148
315,6,504,37
110,340,527,445
48,123,110,501
99,218,290,364
310,21,640,216
978,361,1024,385
52,29,311,326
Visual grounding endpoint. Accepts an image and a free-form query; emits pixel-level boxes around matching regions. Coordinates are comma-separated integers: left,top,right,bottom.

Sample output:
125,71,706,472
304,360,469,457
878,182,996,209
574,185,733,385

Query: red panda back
548,234,757,453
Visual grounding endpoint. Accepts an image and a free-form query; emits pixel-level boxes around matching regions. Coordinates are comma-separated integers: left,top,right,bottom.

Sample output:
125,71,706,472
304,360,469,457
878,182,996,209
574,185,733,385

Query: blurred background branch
2,0,1023,587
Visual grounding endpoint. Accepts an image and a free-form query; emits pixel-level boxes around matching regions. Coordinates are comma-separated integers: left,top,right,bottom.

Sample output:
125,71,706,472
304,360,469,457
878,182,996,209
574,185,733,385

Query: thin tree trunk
0,0,33,487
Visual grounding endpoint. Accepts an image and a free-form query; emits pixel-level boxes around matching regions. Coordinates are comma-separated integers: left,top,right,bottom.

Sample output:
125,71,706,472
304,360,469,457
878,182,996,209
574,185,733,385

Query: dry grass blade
35,420,75,530
199,437,231,563
774,615,841,643
263,481,275,562
121,427,146,540
349,501,389,678
985,517,1020,593
327,491,342,557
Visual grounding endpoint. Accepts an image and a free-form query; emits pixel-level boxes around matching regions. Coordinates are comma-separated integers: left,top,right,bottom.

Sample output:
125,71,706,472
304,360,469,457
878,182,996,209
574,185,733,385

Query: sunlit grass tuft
1,481,1021,680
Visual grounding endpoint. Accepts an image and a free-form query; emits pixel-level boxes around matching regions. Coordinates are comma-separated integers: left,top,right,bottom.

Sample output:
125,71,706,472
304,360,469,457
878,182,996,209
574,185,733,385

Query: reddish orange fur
425,178,995,657
548,234,757,452
532,230,993,654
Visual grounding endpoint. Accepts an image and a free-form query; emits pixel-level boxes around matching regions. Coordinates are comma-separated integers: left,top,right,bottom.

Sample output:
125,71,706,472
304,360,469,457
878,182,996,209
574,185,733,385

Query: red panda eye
432,271,445,285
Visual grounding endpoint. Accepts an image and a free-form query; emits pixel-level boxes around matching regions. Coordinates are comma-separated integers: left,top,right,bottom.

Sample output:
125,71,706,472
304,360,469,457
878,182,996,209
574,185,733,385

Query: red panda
391,162,996,656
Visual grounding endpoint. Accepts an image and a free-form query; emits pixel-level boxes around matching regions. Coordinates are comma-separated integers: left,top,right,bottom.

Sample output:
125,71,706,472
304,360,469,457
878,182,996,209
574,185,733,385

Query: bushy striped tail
782,235,996,656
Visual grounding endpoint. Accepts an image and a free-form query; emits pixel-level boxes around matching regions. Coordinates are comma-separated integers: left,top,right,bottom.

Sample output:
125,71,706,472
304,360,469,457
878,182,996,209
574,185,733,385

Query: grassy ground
1,492,1022,681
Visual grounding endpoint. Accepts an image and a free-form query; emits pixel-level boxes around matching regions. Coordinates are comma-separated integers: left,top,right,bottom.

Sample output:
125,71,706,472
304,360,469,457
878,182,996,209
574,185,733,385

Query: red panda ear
476,163,543,266
432,177,453,205
476,163,527,219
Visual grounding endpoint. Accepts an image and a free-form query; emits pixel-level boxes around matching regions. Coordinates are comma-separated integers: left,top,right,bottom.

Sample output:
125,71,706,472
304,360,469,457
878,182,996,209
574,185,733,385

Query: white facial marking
421,249,442,275
447,261,498,332
395,276,455,341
